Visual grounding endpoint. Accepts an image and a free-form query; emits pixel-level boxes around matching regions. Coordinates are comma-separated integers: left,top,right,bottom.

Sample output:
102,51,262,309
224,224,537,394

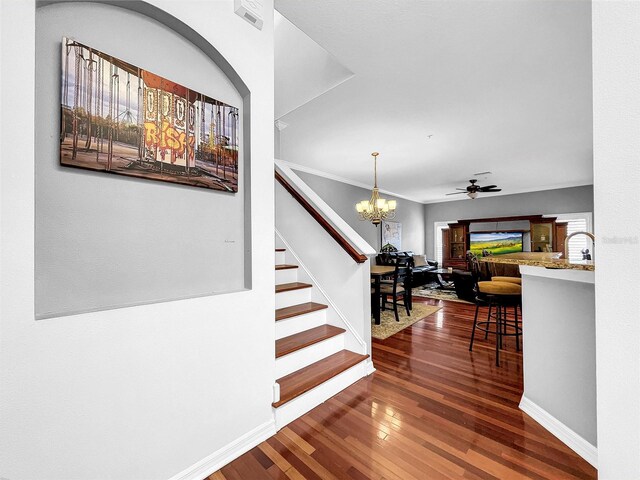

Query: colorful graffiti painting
60,37,240,192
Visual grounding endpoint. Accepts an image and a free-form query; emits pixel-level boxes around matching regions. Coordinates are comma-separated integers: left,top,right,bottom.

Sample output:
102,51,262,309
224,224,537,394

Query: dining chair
380,257,412,322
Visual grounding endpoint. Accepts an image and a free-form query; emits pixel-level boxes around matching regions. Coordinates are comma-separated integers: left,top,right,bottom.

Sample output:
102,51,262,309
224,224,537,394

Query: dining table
370,265,396,325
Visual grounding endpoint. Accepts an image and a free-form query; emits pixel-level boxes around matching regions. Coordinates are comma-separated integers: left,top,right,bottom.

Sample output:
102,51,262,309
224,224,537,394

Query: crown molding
274,160,593,206
275,159,425,204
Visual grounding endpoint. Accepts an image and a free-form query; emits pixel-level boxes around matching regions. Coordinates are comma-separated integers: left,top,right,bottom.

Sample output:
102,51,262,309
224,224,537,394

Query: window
548,212,594,262
434,221,455,265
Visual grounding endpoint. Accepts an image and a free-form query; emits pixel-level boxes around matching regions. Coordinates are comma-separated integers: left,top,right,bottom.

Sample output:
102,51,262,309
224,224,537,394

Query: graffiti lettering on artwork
144,120,195,159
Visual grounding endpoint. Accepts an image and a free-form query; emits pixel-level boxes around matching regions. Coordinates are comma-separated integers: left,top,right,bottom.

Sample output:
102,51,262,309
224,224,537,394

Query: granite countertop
478,252,595,271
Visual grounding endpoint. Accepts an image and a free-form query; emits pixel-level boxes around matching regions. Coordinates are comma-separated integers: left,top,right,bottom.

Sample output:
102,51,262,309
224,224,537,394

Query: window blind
565,218,590,262
434,223,451,265
436,226,444,264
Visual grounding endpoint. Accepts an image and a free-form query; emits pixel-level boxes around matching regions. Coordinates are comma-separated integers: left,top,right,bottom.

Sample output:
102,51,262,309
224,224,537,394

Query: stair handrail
275,160,376,263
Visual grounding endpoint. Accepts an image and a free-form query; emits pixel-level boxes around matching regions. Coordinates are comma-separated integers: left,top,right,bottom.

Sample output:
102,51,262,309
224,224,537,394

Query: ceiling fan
446,179,502,199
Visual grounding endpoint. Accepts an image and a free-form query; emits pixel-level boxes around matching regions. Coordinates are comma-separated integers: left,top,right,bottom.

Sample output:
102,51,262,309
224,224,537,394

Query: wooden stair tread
275,264,298,270
276,302,328,321
273,350,369,408
276,325,345,358
275,282,312,293
275,248,286,252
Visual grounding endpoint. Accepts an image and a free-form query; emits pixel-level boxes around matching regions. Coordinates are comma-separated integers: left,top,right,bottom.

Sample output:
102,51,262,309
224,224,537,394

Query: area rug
372,303,442,340
413,286,474,304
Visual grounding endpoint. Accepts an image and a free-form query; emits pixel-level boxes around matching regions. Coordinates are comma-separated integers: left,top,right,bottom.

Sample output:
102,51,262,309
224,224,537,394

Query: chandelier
355,152,397,225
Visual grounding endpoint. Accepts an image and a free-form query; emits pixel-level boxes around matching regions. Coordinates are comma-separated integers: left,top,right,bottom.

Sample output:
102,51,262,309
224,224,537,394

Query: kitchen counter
517,264,597,466
478,252,594,271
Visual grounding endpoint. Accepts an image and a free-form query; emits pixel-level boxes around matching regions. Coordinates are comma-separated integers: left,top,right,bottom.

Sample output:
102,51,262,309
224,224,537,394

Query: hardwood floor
210,298,597,479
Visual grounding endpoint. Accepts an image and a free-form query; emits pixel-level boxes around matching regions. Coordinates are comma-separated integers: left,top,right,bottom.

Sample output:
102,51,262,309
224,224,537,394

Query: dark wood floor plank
300,413,407,480
265,463,289,480
257,441,304,480
266,436,324,480
207,471,227,480
273,430,342,480
213,298,597,480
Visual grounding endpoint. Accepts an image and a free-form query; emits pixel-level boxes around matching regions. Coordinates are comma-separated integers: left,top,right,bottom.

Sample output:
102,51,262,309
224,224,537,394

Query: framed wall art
60,37,240,192
381,220,402,251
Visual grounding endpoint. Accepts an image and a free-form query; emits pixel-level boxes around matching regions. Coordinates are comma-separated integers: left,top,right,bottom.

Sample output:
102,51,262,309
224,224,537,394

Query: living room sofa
375,251,439,289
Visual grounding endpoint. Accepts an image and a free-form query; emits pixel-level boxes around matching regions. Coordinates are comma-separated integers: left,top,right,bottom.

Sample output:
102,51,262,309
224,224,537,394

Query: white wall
592,2,640,477
35,3,247,318
520,270,596,449
274,11,353,119
0,1,275,479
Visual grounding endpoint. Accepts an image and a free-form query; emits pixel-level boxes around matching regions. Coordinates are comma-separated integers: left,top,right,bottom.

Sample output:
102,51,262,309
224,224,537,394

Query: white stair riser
275,288,311,309
275,268,298,284
276,309,327,339
275,251,286,264
276,334,345,378
274,361,367,430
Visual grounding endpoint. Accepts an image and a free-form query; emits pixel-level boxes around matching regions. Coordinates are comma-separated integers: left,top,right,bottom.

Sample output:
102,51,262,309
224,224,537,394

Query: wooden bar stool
469,280,522,366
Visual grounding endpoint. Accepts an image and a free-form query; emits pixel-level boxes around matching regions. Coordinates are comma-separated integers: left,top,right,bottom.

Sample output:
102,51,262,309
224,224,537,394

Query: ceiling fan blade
446,191,467,196
456,188,467,191
483,188,502,192
479,185,497,191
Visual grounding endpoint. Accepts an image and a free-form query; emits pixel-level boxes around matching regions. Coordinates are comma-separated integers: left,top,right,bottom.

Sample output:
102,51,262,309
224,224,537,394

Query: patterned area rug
413,286,474,304
372,303,442,340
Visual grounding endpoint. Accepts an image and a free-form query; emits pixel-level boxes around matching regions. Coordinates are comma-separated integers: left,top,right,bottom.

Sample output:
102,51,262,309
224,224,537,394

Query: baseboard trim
365,359,376,375
519,396,597,468
167,419,276,480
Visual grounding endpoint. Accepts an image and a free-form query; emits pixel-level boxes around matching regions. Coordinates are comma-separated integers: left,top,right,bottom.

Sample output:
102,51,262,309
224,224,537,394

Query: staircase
273,247,369,429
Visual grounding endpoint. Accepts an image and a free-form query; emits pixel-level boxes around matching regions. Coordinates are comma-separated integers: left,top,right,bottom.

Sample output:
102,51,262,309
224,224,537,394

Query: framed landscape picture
60,37,240,192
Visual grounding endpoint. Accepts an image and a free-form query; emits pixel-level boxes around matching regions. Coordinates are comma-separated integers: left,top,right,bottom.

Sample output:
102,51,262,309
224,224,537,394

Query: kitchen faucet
564,231,595,261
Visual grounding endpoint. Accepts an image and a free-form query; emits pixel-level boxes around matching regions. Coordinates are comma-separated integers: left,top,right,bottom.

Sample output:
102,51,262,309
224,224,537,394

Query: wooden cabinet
530,218,556,253
530,218,569,256
443,223,468,269
554,222,568,258
442,227,450,263
441,216,569,269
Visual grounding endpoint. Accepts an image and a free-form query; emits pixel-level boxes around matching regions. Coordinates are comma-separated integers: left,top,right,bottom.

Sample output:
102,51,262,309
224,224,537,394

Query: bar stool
469,280,522,366
490,276,521,285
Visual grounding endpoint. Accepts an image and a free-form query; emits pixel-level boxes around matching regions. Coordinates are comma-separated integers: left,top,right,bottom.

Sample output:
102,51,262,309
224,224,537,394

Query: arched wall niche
35,0,253,318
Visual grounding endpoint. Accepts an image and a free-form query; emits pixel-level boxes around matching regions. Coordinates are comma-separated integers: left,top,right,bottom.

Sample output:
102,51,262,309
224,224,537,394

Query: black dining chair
380,257,412,322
